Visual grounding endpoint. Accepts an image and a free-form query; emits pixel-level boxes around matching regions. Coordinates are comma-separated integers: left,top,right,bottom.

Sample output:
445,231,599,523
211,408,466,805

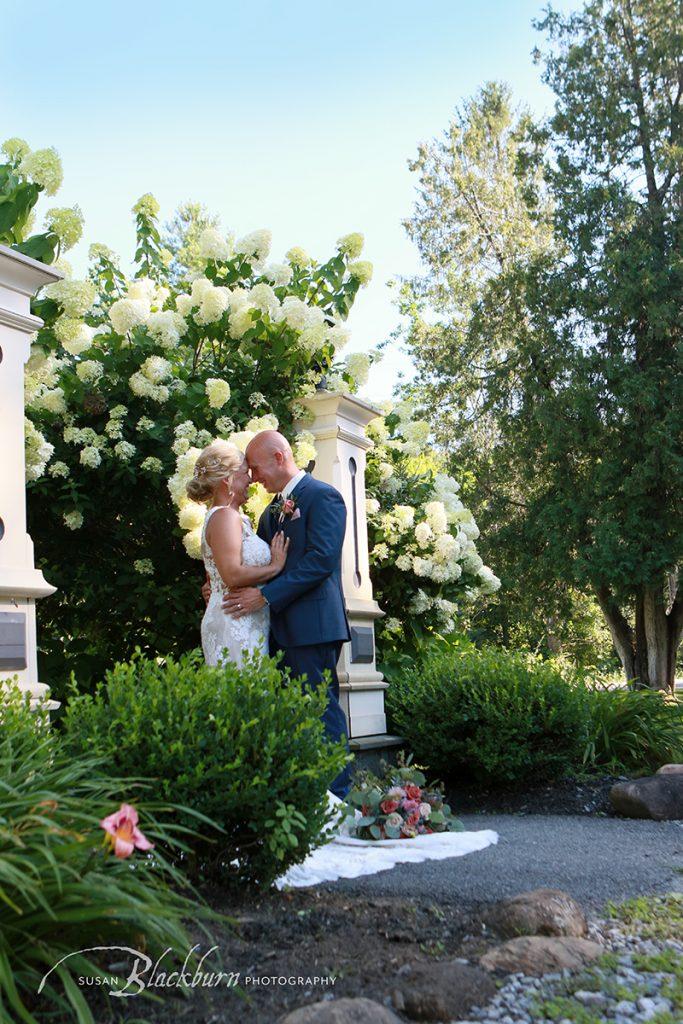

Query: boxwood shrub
62,649,350,887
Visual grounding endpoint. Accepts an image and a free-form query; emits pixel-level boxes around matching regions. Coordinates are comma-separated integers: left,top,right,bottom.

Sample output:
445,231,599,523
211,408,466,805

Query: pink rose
418,802,432,819
401,798,420,813
405,784,422,801
380,799,400,814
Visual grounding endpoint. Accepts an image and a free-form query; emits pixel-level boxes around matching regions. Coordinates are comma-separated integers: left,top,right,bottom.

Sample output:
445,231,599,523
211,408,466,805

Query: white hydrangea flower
226,430,256,453
384,617,402,634
292,430,317,466
299,324,326,354
48,460,70,478
19,147,63,195
366,497,380,515
76,360,103,385
2,137,30,161
235,229,272,265
246,414,278,433
80,446,102,469
215,416,235,436
372,543,389,561
44,278,96,318
198,226,231,261
24,418,54,481
105,419,124,439
174,420,197,440
347,260,373,286
395,554,413,571
141,456,163,473
345,352,370,387
378,462,394,482
179,502,206,531
412,556,433,577
424,501,448,535
137,417,155,432
132,193,160,218
415,522,433,548
194,285,230,325
89,242,118,264
249,392,266,408
248,282,280,317
205,378,231,409
129,371,168,403
278,295,309,331
114,440,135,461
183,526,203,560
336,232,364,258
434,533,458,562
59,321,96,356
141,355,172,383
460,517,481,540
147,310,187,349
37,388,66,415
401,419,431,453
133,559,154,575
477,565,501,593
172,437,190,456
263,262,293,286
285,246,309,266
45,205,84,250
110,297,149,335
63,510,83,530
195,429,213,447
229,304,257,339
393,505,416,529
408,589,432,614
175,293,194,317
326,324,351,350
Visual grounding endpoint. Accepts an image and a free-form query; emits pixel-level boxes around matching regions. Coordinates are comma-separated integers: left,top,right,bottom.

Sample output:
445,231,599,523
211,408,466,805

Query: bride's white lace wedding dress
200,503,499,888
201,505,271,668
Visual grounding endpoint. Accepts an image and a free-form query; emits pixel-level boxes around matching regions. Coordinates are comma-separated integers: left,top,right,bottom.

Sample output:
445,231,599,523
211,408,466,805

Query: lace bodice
201,506,271,594
200,506,271,668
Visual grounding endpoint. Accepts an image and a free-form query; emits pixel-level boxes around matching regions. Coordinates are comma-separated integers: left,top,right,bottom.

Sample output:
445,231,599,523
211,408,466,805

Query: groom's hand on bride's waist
223,586,266,618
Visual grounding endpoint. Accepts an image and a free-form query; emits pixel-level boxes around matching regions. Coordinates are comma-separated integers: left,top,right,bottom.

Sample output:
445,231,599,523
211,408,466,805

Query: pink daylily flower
99,803,154,859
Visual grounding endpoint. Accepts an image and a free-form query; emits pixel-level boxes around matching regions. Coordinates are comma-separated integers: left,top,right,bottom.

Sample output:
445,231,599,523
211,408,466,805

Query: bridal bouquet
341,753,463,840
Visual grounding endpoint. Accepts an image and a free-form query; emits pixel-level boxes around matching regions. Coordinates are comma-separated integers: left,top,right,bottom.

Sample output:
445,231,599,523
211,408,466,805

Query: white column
295,390,388,738
0,244,62,709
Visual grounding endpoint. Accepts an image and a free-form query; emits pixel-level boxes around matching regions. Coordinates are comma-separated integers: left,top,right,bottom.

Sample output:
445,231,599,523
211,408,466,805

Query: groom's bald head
246,430,300,493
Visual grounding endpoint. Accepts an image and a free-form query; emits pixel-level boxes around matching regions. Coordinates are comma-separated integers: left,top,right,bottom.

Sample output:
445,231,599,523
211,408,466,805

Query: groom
222,430,354,799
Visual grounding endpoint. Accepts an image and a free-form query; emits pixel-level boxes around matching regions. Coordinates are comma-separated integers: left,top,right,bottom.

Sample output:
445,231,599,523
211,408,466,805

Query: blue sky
4,0,577,402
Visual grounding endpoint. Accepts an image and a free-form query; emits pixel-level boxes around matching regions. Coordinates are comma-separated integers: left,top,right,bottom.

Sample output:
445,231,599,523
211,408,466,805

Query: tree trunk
596,581,682,693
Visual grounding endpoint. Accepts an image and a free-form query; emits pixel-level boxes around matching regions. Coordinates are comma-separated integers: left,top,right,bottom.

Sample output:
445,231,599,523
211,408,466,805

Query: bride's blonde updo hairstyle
186,440,244,505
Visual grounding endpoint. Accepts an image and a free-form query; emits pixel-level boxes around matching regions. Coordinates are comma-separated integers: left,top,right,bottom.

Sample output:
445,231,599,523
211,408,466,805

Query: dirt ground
88,884,493,1024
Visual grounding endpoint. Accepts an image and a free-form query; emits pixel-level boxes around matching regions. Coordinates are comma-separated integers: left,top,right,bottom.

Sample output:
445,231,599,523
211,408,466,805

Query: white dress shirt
280,469,307,500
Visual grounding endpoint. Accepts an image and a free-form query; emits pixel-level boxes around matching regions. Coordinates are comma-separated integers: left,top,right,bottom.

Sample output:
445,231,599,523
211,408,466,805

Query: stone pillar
0,244,61,709
295,390,396,743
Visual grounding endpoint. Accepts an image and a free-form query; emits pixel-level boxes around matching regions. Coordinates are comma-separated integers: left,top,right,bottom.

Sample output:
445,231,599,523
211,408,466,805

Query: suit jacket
258,473,352,649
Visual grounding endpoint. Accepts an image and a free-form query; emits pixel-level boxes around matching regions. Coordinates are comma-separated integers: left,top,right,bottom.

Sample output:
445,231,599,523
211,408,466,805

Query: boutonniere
271,495,301,524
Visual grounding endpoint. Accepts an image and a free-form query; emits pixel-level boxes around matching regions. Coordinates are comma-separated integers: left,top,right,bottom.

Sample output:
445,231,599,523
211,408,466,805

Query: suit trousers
271,638,354,799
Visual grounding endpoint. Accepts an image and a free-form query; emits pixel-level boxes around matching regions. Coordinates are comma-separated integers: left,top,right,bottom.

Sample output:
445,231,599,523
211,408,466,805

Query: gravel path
329,814,683,908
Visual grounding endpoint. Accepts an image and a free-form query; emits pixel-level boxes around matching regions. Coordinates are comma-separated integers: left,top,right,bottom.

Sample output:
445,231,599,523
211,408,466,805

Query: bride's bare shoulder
205,505,242,538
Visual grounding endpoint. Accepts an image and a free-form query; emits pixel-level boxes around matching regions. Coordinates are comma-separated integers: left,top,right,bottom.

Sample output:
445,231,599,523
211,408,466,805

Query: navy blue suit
258,473,353,798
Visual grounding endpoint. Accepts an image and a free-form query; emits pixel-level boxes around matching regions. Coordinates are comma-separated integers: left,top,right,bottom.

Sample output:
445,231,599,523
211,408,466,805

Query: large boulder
390,960,496,1022
657,764,683,775
280,997,403,1023
480,936,602,976
609,775,683,820
483,888,588,938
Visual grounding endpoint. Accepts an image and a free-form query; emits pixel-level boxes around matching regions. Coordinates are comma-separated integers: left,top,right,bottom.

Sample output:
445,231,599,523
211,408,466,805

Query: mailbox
0,612,27,670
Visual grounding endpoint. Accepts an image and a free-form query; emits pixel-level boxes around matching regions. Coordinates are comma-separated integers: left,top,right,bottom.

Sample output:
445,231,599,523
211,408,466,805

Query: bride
186,440,289,668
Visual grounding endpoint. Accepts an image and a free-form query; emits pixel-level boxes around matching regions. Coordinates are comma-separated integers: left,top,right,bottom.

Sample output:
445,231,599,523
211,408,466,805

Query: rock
609,775,683,820
574,990,608,1007
479,936,603,976
657,763,683,775
390,960,496,1022
280,997,403,1023
483,888,588,939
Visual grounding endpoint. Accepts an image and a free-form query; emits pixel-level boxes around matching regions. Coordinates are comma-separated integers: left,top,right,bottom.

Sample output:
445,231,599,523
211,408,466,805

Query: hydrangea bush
11,139,376,692
365,400,500,655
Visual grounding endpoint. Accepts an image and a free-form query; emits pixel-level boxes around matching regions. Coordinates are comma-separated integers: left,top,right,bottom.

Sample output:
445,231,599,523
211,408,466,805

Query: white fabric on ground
274,791,499,890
